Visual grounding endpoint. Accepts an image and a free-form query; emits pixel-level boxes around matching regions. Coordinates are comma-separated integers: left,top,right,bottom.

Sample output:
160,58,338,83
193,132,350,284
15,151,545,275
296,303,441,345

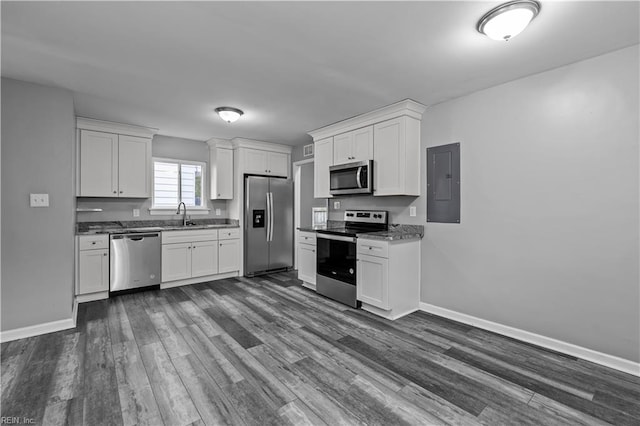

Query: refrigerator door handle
266,192,271,242
268,192,274,241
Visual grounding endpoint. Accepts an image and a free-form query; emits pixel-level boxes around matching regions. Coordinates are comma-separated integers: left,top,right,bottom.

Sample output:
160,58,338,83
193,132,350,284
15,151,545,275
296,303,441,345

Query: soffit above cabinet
308,99,427,141
231,137,292,154
77,117,158,139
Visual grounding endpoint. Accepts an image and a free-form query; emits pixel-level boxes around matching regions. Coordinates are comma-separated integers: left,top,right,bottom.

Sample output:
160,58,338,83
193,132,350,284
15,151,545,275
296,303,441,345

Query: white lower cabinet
218,239,240,273
76,235,110,302
357,253,389,309
190,240,219,278
357,238,420,320
297,231,317,289
161,242,192,282
161,228,239,286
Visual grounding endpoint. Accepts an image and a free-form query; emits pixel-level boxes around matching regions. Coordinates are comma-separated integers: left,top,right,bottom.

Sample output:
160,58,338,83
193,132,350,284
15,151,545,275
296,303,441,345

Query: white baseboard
0,317,76,343
160,271,239,290
419,303,640,377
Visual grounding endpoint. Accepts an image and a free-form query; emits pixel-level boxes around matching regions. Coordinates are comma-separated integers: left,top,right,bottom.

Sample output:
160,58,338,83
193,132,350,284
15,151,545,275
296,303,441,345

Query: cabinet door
373,118,405,196
211,147,233,199
357,254,389,309
351,126,373,162
267,151,289,177
218,239,240,274
162,242,192,282
79,130,118,197
191,240,219,278
244,149,269,174
333,132,352,165
78,249,109,294
297,243,316,285
314,137,333,198
118,135,151,198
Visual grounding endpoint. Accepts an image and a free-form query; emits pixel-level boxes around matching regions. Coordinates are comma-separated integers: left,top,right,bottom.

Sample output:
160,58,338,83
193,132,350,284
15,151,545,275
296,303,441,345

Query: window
152,158,207,210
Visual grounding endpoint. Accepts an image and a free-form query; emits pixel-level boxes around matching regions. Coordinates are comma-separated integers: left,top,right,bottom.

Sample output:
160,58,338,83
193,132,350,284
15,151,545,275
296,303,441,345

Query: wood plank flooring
2,271,639,425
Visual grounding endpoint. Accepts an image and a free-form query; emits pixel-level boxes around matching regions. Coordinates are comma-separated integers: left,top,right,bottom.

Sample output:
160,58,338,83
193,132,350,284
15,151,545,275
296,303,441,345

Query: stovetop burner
316,210,388,237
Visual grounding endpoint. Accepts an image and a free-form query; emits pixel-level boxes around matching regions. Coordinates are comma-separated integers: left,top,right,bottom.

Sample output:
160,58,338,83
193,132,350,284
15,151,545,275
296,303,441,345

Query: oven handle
317,234,356,243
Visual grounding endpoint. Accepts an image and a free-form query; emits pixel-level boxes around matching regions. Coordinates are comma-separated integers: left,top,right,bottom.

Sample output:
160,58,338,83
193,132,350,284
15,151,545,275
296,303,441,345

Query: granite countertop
356,224,424,242
298,225,327,232
77,219,240,235
298,223,424,242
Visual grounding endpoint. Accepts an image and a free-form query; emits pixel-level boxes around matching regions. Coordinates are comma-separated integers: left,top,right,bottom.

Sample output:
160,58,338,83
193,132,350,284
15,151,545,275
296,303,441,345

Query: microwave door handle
356,167,363,188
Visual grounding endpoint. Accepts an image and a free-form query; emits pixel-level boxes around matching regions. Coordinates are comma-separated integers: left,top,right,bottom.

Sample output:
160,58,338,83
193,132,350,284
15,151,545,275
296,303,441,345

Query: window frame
149,157,210,215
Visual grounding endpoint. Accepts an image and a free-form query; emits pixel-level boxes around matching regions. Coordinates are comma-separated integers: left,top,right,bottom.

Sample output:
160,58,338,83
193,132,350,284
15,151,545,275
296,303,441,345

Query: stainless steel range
316,210,388,308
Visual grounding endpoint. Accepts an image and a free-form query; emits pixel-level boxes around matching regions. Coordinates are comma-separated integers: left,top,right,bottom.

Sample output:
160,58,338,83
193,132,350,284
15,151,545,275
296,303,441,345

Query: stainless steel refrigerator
244,176,293,276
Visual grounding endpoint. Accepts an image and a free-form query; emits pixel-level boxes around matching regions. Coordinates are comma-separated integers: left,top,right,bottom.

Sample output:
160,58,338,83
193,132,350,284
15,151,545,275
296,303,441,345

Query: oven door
316,233,357,285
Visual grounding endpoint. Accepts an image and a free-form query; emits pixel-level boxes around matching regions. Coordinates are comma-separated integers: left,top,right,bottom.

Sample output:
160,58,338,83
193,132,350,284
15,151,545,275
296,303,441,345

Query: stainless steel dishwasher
110,232,161,292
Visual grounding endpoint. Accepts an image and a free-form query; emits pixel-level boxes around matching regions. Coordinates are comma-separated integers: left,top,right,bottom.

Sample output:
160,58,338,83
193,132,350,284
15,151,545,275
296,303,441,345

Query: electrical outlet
215,208,221,216
30,193,49,207
133,209,140,217
409,206,417,217
333,201,341,210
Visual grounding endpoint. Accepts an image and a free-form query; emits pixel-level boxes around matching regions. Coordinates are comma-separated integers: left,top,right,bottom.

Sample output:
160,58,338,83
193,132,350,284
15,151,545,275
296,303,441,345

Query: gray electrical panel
427,143,460,223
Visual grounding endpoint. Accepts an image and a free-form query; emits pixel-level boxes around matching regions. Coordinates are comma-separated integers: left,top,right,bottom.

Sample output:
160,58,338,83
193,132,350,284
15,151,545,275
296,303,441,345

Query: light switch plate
333,201,341,210
215,208,221,216
409,206,417,217
133,209,140,217
30,193,49,207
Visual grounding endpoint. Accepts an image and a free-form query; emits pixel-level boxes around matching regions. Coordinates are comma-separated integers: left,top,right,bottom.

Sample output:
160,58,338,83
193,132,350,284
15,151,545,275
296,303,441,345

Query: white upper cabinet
243,148,289,177
333,126,373,165
118,135,152,197
77,118,156,198
267,151,289,177
208,140,234,200
373,116,421,196
79,130,118,197
313,137,333,198
308,99,425,197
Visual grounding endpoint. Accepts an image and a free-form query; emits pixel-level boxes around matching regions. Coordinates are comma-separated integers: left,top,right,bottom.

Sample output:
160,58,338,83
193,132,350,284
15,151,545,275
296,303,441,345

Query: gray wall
1,78,76,331
298,162,327,228
76,135,228,222
329,46,640,362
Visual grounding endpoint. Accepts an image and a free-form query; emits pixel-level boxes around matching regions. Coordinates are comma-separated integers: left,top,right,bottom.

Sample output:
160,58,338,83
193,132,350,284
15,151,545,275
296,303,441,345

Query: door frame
293,158,314,269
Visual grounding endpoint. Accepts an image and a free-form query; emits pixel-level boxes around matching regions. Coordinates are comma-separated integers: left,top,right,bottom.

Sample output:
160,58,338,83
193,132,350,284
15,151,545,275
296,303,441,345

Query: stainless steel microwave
329,160,373,195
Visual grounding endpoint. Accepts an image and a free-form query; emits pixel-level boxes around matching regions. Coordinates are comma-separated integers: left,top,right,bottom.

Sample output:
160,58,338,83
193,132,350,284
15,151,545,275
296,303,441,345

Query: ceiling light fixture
477,0,540,41
215,106,244,123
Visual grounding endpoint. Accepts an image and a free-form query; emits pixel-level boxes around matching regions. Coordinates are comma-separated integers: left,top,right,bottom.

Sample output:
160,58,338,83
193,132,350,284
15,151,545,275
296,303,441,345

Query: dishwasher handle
111,233,160,240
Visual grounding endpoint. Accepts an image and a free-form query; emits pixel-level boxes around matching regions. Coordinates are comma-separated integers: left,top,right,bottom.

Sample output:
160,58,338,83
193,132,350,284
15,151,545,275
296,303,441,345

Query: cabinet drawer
78,234,109,250
162,229,218,244
357,239,389,258
298,232,317,245
218,228,240,240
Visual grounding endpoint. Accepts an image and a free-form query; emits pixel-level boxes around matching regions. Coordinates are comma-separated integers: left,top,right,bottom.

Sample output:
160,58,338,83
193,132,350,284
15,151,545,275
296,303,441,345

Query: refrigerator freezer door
244,176,270,275
268,178,293,270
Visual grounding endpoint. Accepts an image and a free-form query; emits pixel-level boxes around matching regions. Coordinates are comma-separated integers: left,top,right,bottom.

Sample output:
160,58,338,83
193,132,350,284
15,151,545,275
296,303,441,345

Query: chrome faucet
176,202,187,226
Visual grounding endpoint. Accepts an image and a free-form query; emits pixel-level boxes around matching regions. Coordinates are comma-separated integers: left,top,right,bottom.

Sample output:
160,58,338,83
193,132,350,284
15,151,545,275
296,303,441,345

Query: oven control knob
349,268,354,274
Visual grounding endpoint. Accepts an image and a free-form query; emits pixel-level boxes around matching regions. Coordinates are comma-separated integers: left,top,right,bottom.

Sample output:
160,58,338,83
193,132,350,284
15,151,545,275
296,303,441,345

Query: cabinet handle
218,193,221,196
113,191,117,194
312,250,315,253
103,253,107,256
119,191,123,194
91,242,96,245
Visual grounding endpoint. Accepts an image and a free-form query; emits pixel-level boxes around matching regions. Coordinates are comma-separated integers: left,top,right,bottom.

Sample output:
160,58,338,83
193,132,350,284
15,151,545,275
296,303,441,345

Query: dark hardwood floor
2,271,639,425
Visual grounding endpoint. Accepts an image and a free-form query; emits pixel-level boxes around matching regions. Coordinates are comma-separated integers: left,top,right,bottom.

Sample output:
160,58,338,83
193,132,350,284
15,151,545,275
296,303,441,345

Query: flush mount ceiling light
477,0,541,41
215,106,244,123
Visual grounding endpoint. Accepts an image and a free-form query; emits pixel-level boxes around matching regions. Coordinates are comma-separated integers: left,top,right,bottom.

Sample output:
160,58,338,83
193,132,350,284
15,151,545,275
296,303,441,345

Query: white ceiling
2,1,638,146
